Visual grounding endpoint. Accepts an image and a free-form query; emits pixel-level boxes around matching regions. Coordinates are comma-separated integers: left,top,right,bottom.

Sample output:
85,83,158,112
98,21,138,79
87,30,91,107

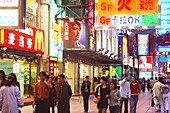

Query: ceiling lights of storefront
64,50,122,64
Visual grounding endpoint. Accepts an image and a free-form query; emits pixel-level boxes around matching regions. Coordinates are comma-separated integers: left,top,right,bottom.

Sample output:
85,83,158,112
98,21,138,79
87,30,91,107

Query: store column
39,0,50,72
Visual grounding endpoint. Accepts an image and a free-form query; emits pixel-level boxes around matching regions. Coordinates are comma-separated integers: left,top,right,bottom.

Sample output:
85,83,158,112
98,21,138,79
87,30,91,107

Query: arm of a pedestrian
15,87,24,107
44,80,53,88
119,79,126,86
0,88,3,109
128,82,131,99
32,84,37,108
69,85,72,98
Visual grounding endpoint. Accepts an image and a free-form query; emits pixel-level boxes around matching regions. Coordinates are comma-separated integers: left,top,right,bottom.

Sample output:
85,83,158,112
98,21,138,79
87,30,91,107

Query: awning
63,50,122,64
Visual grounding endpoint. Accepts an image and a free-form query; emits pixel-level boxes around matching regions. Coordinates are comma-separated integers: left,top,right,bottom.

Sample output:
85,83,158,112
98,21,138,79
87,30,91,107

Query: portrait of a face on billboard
63,20,86,49
139,56,152,71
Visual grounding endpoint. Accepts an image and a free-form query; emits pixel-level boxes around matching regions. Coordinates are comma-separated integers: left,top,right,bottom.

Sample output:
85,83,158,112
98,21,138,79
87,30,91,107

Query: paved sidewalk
19,91,169,113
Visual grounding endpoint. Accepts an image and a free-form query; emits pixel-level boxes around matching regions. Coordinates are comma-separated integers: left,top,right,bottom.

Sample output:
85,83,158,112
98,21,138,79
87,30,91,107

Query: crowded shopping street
0,0,170,113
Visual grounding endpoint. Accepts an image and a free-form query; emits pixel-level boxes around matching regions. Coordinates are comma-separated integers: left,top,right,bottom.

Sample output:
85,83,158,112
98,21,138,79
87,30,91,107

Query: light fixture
98,48,105,52
109,53,114,57
104,50,109,55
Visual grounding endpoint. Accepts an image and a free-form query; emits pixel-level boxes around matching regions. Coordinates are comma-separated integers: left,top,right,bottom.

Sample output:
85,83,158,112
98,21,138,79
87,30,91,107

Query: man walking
119,74,131,113
55,74,72,113
81,76,91,113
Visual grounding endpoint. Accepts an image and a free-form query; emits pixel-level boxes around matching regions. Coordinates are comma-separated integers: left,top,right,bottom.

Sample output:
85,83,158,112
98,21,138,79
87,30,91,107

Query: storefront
0,25,45,98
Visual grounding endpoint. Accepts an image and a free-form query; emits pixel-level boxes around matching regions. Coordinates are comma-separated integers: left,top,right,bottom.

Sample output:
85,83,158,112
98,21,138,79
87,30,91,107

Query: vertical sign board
123,36,128,64
0,0,26,29
118,35,123,60
139,56,152,71
49,0,63,58
95,0,159,29
159,0,170,34
138,35,149,55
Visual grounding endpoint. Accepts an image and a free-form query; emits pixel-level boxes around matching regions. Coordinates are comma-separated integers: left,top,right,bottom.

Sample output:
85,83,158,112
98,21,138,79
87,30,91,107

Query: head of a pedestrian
100,76,107,85
122,74,127,80
58,74,65,85
110,81,117,90
4,76,15,87
39,71,46,82
9,73,18,84
158,76,164,83
85,76,90,81
49,75,54,82
0,70,6,81
131,76,136,83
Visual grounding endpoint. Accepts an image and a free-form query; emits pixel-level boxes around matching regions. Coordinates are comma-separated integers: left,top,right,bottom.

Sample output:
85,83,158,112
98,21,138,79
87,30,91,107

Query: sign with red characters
0,25,45,54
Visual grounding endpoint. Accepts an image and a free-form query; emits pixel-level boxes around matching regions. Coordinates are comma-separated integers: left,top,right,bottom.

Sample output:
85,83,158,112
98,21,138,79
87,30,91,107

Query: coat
0,85,24,113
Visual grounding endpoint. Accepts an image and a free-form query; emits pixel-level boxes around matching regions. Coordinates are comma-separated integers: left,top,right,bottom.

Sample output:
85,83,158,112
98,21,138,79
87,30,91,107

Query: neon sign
95,0,159,29
159,0,170,34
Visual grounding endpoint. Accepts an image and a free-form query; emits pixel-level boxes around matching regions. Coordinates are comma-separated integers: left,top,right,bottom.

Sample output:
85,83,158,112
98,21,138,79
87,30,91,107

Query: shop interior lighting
1,47,7,51
98,48,105,53
104,50,109,55
142,26,148,29
129,26,135,29
109,53,114,57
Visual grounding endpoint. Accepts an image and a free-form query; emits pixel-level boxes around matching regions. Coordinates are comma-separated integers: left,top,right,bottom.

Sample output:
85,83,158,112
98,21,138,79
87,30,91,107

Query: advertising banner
26,0,37,27
139,56,152,71
138,34,149,55
0,25,45,54
139,72,152,79
0,0,26,29
95,0,159,29
63,21,87,50
123,36,127,64
159,0,170,34
118,35,123,60
49,0,63,58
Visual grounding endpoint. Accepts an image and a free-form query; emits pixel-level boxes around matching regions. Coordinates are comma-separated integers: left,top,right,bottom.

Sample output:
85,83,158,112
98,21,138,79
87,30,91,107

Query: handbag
93,86,100,104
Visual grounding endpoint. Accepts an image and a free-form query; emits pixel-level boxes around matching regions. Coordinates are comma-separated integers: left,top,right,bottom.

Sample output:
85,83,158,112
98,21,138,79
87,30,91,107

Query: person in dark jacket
55,74,72,113
95,76,110,113
0,70,6,87
81,76,91,113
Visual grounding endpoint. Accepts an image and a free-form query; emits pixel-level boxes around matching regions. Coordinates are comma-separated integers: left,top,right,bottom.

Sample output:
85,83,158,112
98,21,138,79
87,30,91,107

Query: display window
0,58,37,98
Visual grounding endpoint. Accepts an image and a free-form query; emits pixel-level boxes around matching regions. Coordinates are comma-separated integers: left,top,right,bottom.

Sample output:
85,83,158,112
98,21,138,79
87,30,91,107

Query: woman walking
109,81,121,113
130,76,140,113
95,76,110,113
0,76,24,113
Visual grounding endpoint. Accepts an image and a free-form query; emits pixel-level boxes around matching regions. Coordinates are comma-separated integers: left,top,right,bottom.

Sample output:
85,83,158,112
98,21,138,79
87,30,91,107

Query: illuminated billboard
159,0,170,34
0,0,26,29
139,56,152,71
138,35,149,55
95,0,159,29
123,36,127,64
63,20,87,50
139,72,152,79
49,0,63,58
0,25,45,54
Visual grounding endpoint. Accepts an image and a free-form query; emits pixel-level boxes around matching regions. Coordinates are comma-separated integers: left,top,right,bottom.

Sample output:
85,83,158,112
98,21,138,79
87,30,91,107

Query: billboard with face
139,56,152,71
63,20,87,49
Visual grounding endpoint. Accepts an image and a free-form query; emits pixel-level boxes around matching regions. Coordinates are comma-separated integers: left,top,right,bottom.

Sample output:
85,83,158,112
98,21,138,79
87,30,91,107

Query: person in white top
119,74,131,113
152,77,169,113
0,76,24,113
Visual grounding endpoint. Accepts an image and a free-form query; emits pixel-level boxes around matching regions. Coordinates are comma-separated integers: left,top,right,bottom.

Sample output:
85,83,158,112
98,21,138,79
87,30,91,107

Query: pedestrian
81,75,91,113
150,77,158,107
109,81,121,113
47,75,56,113
55,74,72,113
130,76,140,113
95,76,110,113
0,76,24,113
0,70,6,87
119,74,131,113
152,77,169,113
32,71,52,113
9,73,20,90
141,77,146,92
146,78,150,91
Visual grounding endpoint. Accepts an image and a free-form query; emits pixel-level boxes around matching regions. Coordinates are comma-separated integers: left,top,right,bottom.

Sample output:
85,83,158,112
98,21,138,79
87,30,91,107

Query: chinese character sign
96,0,158,15
0,25,45,54
139,56,152,71
95,0,159,29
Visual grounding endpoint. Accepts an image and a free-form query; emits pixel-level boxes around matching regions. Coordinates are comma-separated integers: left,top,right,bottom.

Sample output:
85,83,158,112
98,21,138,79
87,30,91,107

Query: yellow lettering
0,30,4,44
35,30,44,52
